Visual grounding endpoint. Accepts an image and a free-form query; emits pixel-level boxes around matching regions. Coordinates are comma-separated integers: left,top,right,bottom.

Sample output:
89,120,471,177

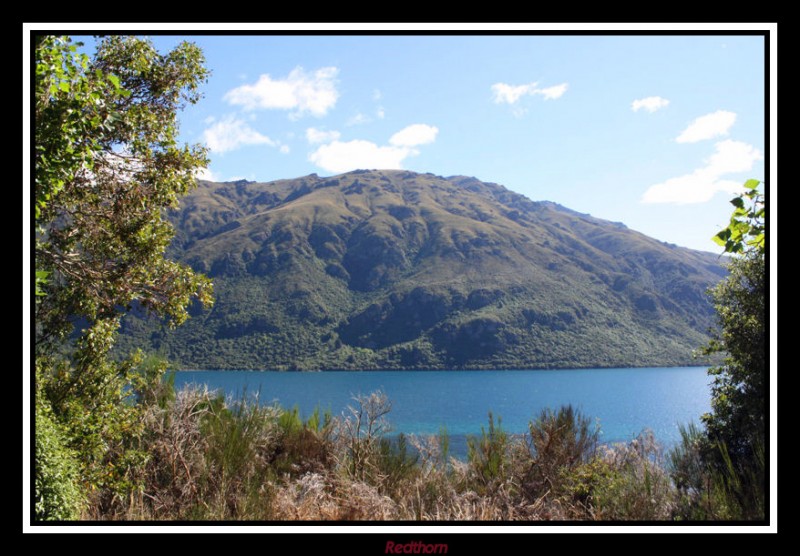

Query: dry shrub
121,385,215,519
589,430,675,520
334,390,392,482
272,406,336,477
521,405,599,501
273,472,340,520
91,387,690,522
337,480,398,520
272,472,397,520
111,386,283,520
398,435,530,521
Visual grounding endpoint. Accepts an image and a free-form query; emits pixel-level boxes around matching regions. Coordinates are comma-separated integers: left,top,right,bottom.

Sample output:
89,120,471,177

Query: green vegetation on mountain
116,169,726,369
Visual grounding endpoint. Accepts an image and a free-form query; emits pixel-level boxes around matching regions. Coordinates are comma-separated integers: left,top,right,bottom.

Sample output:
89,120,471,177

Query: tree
34,35,214,518
711,179,765,256
702,179,766,517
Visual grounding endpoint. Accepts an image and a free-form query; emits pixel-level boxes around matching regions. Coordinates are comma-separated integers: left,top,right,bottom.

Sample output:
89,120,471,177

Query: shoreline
170,363,714,372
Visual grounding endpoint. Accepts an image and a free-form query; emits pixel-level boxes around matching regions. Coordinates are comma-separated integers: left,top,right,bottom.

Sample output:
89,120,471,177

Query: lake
173,367,711,457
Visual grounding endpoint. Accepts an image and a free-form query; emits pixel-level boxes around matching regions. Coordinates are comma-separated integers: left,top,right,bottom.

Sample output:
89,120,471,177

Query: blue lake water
173,367,711,456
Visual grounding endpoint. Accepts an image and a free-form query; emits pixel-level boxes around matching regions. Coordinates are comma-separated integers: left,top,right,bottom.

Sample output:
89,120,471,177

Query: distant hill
116,169,727,370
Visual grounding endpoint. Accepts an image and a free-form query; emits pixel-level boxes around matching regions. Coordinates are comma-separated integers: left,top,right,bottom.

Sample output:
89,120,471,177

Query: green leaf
743,179,761,190
712,233,727,247
108,74,120,88
35,270,50,297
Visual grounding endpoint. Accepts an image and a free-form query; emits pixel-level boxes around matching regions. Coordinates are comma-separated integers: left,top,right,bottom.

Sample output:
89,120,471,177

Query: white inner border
22,21,778,534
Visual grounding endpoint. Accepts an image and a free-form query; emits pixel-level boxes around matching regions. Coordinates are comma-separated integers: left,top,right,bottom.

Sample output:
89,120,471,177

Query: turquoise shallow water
173,367,712,455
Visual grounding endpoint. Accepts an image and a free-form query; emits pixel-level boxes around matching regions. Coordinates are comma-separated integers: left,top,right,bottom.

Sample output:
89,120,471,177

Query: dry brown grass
89,388,687,522
271,472,398,520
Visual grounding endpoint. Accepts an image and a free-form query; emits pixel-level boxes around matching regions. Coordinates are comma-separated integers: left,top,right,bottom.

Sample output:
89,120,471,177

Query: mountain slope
117,169,726,370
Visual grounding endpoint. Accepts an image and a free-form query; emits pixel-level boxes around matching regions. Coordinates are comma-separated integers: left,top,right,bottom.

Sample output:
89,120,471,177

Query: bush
62,383,758,522
131,353,176,409
522,405,599,499
376,433,419,494
121,386,216,519
337,391,392,482
669,423,765,521
559,458,616,516
199,392,280,518
273,405,335,476
591,430,674,520
34,403,84,521
466,412,509,493
669,422,717,519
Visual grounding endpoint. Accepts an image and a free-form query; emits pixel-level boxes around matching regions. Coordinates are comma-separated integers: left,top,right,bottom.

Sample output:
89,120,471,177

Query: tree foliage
33,35,213,517
34,391,84,520
704,255,765,456
701,179,766,517
35,36,213,345
711,179,765,255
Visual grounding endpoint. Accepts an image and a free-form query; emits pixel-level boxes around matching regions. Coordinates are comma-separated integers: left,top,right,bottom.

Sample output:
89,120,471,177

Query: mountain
116,169,727,370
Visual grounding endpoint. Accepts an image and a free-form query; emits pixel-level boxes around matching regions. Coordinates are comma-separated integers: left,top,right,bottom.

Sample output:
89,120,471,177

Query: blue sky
78,32,767,252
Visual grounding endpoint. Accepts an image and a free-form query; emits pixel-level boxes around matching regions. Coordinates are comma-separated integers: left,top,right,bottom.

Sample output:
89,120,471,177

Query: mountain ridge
117,169,725,370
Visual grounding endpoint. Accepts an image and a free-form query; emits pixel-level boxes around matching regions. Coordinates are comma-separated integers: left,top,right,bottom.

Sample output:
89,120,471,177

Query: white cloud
642,140,763,204
194,167,219,182
202,115,276,153
492,82,537,104
676,110,737,143
641,172,744,204
632,96,670,113
389,124,439,147
537,83,568,100
306,127,341,144
376,107,385,119
491,81,568,104
308,123,439,174
346,112,371,126
705,139,763,175
224,66,339,118
279,145,290,155
309,140,412,174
